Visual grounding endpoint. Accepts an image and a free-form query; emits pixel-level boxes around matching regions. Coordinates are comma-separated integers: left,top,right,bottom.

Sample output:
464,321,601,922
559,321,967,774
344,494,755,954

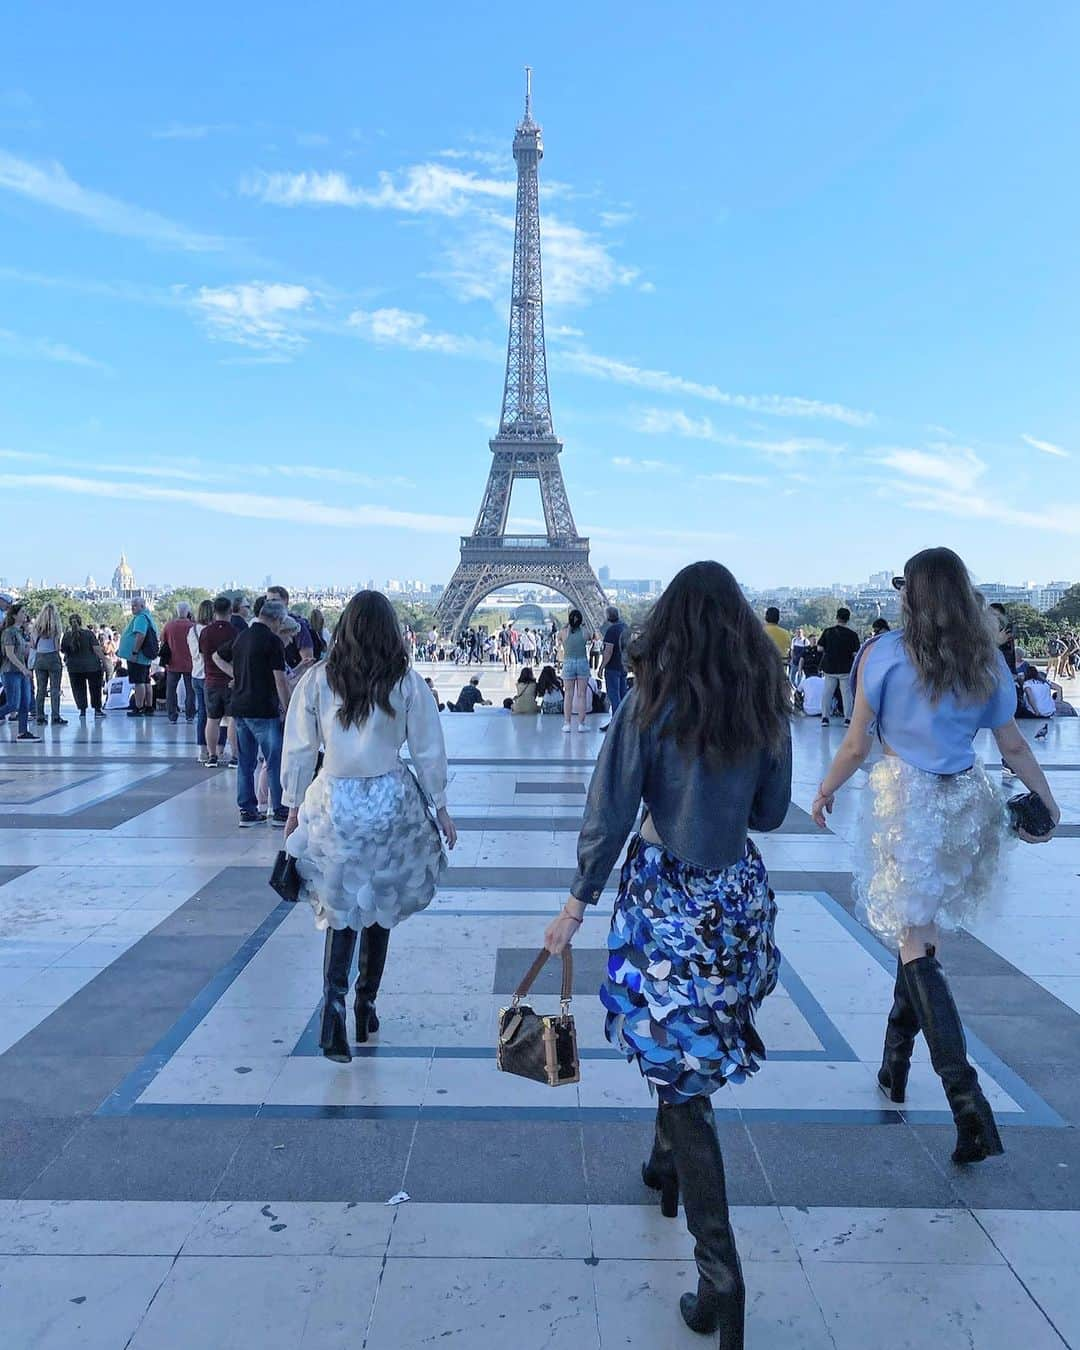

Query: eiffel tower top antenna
524,65,532,122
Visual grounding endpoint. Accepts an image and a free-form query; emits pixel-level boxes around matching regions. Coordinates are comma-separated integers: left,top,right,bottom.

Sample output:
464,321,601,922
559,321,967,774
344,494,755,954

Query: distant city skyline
2,6,1078,585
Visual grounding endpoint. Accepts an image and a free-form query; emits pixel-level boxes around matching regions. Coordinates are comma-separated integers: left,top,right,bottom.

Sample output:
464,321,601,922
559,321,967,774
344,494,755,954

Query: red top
199,620,236,687
162,619,195,673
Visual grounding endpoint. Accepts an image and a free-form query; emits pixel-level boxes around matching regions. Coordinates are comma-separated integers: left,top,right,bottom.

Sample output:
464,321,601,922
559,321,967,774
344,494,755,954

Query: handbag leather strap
512,948,573,1006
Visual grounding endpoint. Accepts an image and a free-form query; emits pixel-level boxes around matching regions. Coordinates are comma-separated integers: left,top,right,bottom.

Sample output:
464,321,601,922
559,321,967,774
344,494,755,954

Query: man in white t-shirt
801,674,825,717
1019,665,1057,719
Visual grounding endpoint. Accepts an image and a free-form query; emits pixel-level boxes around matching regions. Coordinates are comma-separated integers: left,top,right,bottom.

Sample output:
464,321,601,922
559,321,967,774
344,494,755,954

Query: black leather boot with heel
903,948,1004,1164
641,1102,679,1218
319,927,357,1063
354,924,390,1044
664,1096,745,1346
878,954,920,1103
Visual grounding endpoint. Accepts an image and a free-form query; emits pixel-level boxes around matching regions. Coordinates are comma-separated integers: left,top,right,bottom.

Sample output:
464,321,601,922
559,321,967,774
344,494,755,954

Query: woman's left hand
544,896,585,954
283,809,300,842
436,807,458,850
811,789,835,829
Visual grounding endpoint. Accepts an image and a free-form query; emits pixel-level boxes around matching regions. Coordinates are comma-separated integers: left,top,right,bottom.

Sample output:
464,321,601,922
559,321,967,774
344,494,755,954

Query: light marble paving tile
265,1054,430,1107
182,1201,393,1257
172,1006,316,1059
389,1202,591,1258
0,966,37,998
975,1209,1080,1267
894,1060,1020,1113
367,1256,600,1350
0,1004,53,1054
589,1204,797,1262
593,1258,835,1350
51,937,144,968
378,947,498,996
218,966,327,1009
733,1060,890,1113
576,1057,653,1110
1004,1269,1080,1349
1033,976,1080,1012
756,994,824,1053
0,1200,205,1255
424,1054,579,1108
0,1253,174,1349
128,1255,374,1350
139,1055,286,1106
296,1256,390,1347
828,1013,930,1065
0,938,83,968
805,1261,1065,1350
782,1207,1004,1265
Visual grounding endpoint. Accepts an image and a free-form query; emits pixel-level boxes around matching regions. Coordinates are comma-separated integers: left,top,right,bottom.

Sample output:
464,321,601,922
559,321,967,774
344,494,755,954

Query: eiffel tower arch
435,71,608,639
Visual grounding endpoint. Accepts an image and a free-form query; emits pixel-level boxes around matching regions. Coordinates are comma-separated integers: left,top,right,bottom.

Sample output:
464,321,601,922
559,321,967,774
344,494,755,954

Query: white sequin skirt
286,765,446,932
853,756,1010,946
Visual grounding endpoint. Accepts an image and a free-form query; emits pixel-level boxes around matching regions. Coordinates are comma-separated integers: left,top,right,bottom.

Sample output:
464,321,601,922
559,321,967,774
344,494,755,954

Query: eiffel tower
434,70,608,639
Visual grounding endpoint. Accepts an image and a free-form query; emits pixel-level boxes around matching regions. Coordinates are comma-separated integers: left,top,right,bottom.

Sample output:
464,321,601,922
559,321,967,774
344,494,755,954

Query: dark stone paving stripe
0,763,221,830
0,865,33,889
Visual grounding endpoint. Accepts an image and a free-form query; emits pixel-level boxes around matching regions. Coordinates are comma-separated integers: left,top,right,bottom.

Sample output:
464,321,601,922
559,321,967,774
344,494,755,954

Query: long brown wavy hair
326,590,409,729
900,547,999,704
631,560,790,764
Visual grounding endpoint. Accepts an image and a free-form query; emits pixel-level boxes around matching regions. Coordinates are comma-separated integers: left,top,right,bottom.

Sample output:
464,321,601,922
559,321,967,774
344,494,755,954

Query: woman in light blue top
559,608,592,734
813,548,1059,1167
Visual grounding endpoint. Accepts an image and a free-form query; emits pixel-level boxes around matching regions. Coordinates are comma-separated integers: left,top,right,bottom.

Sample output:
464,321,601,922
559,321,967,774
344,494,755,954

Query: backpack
140,618,159,661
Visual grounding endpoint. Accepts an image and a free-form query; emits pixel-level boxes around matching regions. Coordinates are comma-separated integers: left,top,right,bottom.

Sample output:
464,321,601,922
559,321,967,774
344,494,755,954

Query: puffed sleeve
981,652,1020,729
570,690,646,903
281,665,323,808
404,671,448,808
749,730,793,832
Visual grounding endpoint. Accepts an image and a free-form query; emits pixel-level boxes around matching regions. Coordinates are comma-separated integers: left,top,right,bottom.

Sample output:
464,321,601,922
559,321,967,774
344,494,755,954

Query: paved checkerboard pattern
2,663,1079,1347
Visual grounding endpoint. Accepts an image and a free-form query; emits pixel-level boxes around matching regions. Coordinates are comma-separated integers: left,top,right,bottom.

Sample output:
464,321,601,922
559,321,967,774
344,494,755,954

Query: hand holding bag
269,850,302,902
1007,791,1057,839
497,948,580,1087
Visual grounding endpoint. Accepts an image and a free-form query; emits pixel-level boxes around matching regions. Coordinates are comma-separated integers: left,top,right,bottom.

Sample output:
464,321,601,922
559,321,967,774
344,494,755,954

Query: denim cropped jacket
570,690,792,903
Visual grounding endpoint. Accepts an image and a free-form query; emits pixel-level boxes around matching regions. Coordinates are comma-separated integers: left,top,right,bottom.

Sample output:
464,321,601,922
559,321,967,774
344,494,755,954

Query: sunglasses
891,576,905,591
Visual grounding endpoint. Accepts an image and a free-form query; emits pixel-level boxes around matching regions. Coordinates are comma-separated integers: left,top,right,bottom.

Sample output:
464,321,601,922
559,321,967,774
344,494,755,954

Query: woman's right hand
436,806,457,850
1020,797,1061,845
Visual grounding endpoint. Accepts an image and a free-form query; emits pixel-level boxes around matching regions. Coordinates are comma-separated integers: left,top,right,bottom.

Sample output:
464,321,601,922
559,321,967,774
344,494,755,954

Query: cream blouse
281,664,448,810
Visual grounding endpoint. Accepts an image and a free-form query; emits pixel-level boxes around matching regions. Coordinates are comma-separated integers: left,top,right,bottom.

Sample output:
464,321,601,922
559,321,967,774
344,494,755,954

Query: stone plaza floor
2,662,1079,1348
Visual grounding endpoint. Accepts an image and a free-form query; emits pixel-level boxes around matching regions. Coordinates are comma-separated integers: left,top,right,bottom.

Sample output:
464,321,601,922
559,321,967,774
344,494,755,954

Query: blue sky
1,2,1078,591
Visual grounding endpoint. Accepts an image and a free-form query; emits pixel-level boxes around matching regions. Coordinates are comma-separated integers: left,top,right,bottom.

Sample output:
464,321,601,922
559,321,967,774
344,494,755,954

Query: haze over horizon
2,3,1078,590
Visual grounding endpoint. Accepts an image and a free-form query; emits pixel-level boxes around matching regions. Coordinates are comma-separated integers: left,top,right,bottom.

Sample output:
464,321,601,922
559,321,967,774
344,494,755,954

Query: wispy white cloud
874,443,986,492
697,471,770,486
561,353,872,426
151,122,233,141
632,407,843,452
435,146,507,170
2,473,469,535
347,306,497,358
190,281,314,351
1021,433,1070,459
295,132,330,148
611,453,766,487
0,328,107,370
244,162,516,215
611,455,676,474
0,150,226,252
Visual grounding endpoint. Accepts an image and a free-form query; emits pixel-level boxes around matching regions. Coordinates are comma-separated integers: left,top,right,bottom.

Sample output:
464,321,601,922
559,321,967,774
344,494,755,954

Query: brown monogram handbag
496,948,580,1087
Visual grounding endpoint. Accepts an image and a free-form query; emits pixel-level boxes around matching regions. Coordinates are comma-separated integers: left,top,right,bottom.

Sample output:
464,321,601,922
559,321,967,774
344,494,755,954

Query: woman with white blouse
282,591,457,1063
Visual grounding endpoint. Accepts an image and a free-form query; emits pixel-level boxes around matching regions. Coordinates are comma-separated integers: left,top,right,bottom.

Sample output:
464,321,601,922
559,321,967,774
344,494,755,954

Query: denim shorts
562,657,592,680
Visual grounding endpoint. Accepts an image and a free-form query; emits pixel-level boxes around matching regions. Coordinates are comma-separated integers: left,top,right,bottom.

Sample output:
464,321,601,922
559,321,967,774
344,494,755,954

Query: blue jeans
193,677,206,749
2,669,31,734
235,717,283,815
605,667,629,717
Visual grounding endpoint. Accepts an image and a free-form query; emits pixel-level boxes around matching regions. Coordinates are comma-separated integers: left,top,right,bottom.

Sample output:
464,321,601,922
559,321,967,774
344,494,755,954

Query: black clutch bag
497,949,580,1087
1007,791,1057,838
269,850,302,902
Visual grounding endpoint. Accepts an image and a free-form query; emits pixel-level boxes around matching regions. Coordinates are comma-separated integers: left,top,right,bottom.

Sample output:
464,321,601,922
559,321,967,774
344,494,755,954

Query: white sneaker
562,724,572,733
577,724,588,733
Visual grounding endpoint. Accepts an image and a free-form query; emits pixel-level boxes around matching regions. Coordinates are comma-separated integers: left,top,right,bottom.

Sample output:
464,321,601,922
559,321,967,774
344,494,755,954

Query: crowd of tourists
1,551,1067,1345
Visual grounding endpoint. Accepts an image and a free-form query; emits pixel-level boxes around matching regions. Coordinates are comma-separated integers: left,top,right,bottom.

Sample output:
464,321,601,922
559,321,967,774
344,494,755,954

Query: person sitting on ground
448,674,490,712
800,669,826,717
504,666,540,714
536,665,564,714
424,677,445,712
1016,662,1059,719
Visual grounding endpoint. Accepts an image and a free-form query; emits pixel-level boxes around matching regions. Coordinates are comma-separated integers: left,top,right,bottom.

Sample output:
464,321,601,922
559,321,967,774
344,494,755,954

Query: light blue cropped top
860,631,1016,775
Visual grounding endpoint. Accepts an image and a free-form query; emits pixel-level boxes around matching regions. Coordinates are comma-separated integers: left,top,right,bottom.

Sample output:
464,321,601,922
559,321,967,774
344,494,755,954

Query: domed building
112,552,136,598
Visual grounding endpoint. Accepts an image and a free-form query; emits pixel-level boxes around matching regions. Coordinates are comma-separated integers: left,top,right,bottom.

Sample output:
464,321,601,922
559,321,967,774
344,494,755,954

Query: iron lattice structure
434,71,608,639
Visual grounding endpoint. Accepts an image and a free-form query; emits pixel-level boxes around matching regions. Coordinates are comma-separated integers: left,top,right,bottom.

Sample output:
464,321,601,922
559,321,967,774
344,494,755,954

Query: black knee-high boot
353,924,390,1044
903,949,1004,1164
878,955,920,1103
663,1096,745,1345
641,1101,679,1218
319,927,357,1063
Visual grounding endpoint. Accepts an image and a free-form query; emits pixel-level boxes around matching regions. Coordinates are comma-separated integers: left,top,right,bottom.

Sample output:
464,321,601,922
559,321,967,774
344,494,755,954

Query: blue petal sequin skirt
600,835,780,1102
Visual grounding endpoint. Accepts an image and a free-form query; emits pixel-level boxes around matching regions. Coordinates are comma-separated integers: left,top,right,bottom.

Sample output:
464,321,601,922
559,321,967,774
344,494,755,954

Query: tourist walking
61,614,106,718
212,597,292,826
187,600,213,762
544,561,792,1345
162,601,196,724
282,591,457,1063
117,598,158,716
1,602,40,741
597,605,630,727
198,596,236,766
560,608,592,733
812,548,1060,1166
31,602,67,726
817,606,860,726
